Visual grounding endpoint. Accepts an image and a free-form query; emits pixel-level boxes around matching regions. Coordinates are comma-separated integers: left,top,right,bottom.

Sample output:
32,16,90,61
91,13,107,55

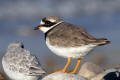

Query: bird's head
34,16,63,33
8,42,24,51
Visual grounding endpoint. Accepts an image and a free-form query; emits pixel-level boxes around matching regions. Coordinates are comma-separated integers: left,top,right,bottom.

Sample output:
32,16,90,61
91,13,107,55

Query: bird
34,16,110,74
2,42,46,80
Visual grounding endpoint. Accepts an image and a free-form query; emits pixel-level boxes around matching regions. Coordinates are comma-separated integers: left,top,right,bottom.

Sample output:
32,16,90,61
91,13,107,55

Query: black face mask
42,18,56,27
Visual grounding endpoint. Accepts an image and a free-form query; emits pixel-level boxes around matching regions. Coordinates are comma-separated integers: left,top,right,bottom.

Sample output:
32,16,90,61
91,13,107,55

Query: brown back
46,22,110,47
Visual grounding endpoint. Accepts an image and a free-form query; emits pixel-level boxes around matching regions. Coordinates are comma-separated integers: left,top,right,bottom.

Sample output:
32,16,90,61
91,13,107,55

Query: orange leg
56,57,71,73
70,58,82,74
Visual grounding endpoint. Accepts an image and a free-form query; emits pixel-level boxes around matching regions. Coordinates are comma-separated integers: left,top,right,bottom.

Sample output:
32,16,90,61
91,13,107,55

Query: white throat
40,21,64,33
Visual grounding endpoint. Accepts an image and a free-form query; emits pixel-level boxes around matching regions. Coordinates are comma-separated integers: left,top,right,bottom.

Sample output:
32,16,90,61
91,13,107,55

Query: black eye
21,45,24,48
45,21,52,24
42,20,56,27
41,17,56,27
42,18,52,25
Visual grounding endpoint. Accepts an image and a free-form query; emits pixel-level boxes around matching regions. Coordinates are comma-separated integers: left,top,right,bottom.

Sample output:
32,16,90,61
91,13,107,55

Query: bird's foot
55,70,76,74
68,71,76,74
55,69,66,73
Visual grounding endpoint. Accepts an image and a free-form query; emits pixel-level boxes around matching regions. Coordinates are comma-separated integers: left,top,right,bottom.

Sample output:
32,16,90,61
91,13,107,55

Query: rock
91,68,120,80
42,72,88,80
78,62,104,79
0,74,7,80
91,72,106,80
113,64,120,69
102,68,120,80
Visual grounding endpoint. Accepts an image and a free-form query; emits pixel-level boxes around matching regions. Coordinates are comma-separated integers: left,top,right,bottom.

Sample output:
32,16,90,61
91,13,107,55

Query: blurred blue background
0,0,120,73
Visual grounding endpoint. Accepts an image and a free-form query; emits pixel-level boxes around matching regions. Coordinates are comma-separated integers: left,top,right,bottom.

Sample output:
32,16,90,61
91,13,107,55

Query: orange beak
34,25,42,30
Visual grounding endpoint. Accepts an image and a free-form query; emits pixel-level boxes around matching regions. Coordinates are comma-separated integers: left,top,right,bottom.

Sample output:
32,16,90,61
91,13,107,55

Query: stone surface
78,62,104,79
91,68,120,80
102,68,120,80
0,74,7,80
91,72,106,80
42,72,88,80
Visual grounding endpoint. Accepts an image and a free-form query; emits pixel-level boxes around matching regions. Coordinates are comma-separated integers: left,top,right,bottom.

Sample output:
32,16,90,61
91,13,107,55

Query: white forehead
40,20,45,25
40,18,56,25
48,19,56,22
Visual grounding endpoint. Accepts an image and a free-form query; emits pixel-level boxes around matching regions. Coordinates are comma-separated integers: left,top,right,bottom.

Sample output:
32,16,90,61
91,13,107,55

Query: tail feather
94,38,111,46
29,67,46,76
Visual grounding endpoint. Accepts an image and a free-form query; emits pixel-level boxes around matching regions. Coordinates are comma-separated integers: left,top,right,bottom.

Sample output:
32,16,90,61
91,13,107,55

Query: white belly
46,39,97,58
2,60,39,80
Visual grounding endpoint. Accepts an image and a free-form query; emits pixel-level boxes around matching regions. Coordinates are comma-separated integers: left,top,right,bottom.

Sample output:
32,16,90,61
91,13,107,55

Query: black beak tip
34,27,38,30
